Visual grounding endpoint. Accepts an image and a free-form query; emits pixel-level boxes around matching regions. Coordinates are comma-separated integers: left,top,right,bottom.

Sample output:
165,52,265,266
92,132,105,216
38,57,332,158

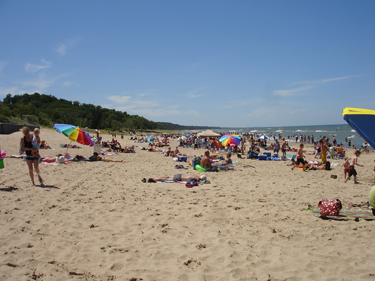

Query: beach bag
319,199,342,216
325,161,331,171
192,156,201,170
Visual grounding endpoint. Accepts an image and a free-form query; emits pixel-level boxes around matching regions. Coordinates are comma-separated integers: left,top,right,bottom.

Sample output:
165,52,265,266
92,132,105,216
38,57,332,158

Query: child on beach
343,150,363,184
294,143,307,171
31,128,42,163
341,157,350,179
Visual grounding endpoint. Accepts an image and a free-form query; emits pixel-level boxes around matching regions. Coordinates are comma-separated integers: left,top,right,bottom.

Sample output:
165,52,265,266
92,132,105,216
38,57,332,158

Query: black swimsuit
24,136,37,160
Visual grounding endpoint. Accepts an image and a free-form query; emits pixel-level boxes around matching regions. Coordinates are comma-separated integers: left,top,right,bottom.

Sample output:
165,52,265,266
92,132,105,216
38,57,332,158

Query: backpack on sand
325,161,331,171
319,199,342,216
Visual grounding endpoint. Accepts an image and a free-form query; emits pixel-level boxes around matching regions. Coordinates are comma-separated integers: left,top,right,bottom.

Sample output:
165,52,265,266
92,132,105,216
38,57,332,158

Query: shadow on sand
39,184,60,189
0,186,18,192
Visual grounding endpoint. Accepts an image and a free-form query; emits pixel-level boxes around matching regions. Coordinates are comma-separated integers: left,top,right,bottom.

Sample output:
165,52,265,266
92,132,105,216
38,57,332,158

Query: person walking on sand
341,157,350,179
343,150,363,184
20,126,44,186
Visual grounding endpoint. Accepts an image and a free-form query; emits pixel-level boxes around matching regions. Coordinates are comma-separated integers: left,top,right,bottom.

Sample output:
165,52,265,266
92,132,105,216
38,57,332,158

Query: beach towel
307,203,375,221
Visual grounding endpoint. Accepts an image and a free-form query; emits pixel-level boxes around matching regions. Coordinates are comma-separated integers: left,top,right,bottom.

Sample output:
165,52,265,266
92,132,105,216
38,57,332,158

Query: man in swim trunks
144,174,206,183
292,144,307,170
281,138,288,157
201,151,218,171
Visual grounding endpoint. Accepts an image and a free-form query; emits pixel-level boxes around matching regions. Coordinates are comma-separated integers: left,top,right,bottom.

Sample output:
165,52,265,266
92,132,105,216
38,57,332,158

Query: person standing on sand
281,138,287,157
343,150,363,184
292,144,307,171
274,139,280,155
320,140,328,163
20,126,44,186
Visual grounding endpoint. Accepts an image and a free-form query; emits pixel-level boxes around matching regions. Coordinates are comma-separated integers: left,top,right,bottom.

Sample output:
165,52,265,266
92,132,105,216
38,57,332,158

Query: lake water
215,124,371,149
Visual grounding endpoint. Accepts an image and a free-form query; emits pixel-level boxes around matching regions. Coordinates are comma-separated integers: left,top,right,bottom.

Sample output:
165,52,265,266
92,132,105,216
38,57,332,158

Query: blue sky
0,0,374,127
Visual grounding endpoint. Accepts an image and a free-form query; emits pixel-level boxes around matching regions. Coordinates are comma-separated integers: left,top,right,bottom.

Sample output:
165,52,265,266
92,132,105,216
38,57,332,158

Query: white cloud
130,108,199,118
246,106,281,117
221,98,262,109
25,59,51,73
181,88,207,98
54,37,80,56
63,81,79,87
272,85,313,96
293,75,360,85
106,93,199,118
272,75,361,97
56,43,67,56
0,86,23,96
133,100,159,107
107,95,132,104
21,73,57,90
0,61,7,72
15,72,68,94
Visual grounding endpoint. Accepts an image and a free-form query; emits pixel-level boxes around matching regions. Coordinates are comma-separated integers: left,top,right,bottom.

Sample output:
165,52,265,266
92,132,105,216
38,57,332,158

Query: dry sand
1,128,375,280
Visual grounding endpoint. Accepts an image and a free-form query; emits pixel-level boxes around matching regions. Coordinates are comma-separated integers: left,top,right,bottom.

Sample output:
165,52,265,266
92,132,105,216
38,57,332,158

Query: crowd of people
3,126,374,216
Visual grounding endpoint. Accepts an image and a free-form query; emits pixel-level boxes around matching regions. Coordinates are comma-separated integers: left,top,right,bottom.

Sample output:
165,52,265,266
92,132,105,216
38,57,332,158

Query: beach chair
288,155,297,161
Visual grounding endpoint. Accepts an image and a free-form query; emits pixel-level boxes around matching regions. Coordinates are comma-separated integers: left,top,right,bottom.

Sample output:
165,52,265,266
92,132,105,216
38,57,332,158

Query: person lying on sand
89,152,123,162
143,174,206,183
200,151,218,171
63,144,81,148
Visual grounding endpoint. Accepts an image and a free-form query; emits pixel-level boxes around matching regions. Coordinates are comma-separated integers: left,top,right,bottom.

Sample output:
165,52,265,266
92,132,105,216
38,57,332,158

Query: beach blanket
308,203,375,221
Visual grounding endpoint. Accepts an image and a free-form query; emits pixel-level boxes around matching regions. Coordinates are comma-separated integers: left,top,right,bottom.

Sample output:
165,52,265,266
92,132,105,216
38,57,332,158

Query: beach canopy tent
342,108,375,149
198,130,221,137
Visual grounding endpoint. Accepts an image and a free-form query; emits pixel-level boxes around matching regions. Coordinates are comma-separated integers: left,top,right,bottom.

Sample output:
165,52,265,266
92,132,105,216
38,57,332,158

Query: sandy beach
1,128,375,280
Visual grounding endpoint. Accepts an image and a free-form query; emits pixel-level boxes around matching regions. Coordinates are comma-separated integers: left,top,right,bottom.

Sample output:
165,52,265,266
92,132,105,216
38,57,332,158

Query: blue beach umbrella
147,135,154,142
342,108,375,149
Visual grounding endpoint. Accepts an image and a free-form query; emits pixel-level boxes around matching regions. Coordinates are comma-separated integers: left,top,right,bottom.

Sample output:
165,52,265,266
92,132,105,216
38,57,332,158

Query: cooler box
263,152,271,157
258,155,267,160
178,156,187,162
93,144,101,154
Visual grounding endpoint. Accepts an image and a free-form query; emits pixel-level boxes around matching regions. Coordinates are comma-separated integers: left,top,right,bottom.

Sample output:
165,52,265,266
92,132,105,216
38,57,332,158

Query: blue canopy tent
342,108,375,149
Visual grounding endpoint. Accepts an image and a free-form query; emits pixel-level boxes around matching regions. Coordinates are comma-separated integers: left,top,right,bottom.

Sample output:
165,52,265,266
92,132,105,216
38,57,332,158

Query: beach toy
195,165,207,172
0,159,4,169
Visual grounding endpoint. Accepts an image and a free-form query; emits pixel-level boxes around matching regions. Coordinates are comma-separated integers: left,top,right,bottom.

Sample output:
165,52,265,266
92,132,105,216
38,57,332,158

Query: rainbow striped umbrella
219,134,241,146
53,124,94,146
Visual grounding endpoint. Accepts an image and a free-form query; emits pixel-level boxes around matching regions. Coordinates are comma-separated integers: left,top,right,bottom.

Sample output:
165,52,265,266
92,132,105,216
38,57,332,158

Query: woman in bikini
20,126,44,186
